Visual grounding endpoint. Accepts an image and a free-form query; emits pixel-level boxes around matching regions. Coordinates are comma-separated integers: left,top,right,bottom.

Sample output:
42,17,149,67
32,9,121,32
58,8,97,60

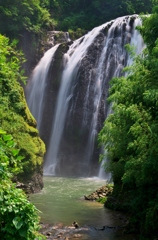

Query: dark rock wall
25,15,141,177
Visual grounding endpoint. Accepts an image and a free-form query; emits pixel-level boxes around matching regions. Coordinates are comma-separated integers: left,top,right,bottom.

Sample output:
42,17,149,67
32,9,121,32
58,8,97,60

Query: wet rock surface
40,222,91,240
84,185,113,201
39,214,136,240
15,168,44,194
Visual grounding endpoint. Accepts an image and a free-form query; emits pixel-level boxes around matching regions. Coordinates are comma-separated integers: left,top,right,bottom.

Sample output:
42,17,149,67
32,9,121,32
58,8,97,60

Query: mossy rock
0,34,45,191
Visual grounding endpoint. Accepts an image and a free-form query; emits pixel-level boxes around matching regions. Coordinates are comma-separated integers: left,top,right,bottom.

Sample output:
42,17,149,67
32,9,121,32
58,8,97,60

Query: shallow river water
30,177,137,240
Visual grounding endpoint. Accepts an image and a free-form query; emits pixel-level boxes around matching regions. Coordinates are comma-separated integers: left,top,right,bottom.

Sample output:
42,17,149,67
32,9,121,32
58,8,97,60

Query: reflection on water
30,177,137,240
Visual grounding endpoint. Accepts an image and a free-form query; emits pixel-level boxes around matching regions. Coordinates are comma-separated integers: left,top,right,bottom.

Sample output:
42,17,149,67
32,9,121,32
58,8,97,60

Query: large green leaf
12,217,23,230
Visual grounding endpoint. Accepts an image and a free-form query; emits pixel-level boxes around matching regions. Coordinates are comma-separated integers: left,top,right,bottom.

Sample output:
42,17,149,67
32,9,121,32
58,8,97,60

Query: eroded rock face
19,30,71,77
16,167,44,194
45,31,71,49
26,15,143,177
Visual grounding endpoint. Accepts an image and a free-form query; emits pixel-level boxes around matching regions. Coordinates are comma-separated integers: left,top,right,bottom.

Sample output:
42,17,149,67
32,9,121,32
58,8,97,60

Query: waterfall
98,102,113,180
43,23,113,176
26,44,59,130
26,15,144,178
97,17,145,178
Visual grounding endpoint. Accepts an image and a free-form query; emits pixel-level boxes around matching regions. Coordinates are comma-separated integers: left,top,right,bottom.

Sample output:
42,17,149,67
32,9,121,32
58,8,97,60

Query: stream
30,177,137,240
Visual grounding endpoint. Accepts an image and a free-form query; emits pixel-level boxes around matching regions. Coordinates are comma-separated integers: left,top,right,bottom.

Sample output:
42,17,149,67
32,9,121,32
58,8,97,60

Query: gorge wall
26,15,144,178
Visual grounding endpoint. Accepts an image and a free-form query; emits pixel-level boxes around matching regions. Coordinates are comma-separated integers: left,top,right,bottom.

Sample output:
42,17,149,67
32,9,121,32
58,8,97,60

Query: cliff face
1,83,46,193
0,34,46,193
26,15,143,178
19,30,71,77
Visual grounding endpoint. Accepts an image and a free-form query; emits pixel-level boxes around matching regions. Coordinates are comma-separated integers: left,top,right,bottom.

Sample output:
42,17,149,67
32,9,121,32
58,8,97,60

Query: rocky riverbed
40,222,91,240
39,214,135,240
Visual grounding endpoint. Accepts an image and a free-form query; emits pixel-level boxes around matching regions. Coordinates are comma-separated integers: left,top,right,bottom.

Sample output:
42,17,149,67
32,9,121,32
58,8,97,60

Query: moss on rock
0,34,45,192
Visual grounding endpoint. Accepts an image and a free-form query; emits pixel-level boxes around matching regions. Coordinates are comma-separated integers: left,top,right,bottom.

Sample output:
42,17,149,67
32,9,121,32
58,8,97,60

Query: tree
0,0,54,37
98,8,158,239
48,0,153,33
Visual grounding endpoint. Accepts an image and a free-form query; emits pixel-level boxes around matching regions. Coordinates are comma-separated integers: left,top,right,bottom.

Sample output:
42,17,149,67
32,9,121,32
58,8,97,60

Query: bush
0,130,45,239
0,181,44,240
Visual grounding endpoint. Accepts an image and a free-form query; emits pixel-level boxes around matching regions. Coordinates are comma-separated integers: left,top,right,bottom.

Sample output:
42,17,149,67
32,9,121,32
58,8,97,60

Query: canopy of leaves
48,0,153,32
0,0,54,38
0,0,154,39
98,7,158,239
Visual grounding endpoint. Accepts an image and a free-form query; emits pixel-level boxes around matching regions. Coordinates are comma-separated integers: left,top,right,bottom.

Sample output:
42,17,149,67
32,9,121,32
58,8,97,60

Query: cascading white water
126,17,145,67
98,102,113,180
43,22,115,175
82,17,129,170
97,17,145,178
26,15,144,178
26,44,59,130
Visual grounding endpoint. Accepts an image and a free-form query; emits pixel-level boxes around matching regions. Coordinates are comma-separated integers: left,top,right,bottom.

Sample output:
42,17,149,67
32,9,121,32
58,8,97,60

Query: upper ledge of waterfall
40,31,71,53
39,14,140,57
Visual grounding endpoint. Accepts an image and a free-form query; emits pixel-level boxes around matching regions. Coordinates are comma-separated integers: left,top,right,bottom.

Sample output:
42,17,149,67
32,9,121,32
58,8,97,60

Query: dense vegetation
0,130,44,239
0,34,45,238
0,0,54,38
0,0,154,39
98,7,158,239
48,0,153,34
0,35,45,179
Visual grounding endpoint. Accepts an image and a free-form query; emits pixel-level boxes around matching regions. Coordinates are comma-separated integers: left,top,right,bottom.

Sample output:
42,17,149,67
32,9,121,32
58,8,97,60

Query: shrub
0,180,44,240
0,129,45,239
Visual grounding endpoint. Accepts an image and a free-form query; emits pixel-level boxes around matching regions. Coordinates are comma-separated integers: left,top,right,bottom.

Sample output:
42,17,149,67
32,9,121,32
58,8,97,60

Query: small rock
74,234,82,238
72,221,79,228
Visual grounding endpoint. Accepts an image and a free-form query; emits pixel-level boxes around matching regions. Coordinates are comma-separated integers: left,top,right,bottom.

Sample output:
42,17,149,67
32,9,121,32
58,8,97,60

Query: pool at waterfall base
30,177,138,240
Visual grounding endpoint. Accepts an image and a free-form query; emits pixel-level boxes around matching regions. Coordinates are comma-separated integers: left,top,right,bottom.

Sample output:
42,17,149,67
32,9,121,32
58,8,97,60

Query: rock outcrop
84,185,113,201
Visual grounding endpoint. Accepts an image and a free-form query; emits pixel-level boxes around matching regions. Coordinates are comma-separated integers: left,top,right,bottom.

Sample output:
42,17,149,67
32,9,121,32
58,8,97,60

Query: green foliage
96,196,107,204
47,0,153,34
98,8,158,239
0,130,23,180
68,28,86,40
0,130,45,239
0,0,55,37
138,5,158,52
0,36,45,238
0,182,44,239
0,34,45,180
0,0,154,38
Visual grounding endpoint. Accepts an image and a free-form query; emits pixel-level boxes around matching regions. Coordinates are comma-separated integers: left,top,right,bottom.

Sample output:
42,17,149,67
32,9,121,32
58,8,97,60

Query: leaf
11,149,19,157
0,129,6,134
0,166,4,172
16,155,24,161
19,227,27,237
3,134,12,142
12,217,23,230
6,140,15,147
